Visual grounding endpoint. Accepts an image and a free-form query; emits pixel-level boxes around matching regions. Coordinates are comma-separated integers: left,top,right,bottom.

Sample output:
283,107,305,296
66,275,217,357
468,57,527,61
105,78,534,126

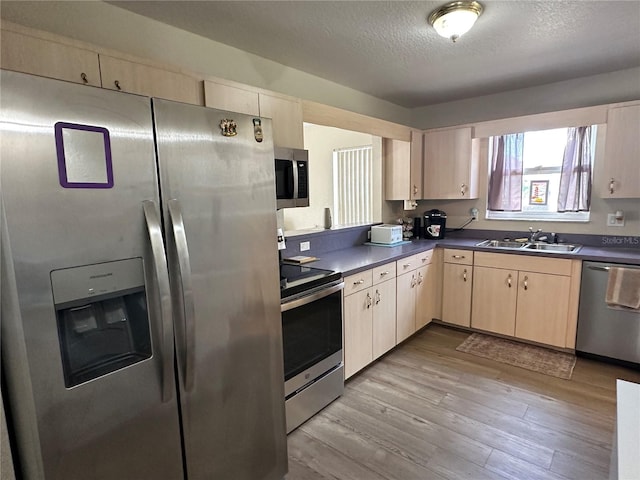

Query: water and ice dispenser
51,258,152,387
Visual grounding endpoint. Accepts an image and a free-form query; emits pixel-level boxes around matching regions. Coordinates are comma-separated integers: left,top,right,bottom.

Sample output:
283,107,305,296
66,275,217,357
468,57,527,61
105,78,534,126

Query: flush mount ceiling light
428,1,483,43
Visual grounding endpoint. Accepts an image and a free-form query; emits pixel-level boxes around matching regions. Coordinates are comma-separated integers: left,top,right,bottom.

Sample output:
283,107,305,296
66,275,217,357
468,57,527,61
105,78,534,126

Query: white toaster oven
370,224,403,244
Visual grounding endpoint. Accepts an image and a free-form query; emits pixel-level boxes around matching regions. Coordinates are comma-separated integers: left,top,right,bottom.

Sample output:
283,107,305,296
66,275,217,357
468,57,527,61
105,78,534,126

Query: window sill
486,211,590,223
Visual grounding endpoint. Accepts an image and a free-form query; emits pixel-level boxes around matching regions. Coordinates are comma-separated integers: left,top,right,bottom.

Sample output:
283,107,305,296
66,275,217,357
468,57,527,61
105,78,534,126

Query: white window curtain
333,145,373,226
557,126,593,212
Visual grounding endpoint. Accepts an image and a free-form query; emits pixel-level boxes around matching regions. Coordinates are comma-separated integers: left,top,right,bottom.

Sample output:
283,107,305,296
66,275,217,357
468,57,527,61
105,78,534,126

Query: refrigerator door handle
143,200,174,403
168,199,196,392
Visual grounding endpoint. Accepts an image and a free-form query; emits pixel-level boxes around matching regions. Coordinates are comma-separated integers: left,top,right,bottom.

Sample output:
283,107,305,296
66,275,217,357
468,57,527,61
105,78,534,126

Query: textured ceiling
7,1,640,108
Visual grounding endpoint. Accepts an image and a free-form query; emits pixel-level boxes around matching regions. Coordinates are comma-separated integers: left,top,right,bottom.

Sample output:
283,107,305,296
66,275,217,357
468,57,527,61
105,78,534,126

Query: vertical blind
333,145,373,226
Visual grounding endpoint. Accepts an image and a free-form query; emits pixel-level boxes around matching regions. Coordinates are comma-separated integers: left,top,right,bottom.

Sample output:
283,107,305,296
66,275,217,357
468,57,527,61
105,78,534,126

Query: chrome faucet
529,227,543,242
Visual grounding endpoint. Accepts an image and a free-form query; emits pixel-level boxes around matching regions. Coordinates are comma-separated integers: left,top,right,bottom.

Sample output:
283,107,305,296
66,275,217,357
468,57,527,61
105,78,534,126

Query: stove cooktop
279,263,342,300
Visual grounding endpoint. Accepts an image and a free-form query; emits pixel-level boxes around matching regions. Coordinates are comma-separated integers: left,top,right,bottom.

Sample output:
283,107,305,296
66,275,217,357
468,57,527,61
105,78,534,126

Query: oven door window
281,290,342,381
275,159,294,200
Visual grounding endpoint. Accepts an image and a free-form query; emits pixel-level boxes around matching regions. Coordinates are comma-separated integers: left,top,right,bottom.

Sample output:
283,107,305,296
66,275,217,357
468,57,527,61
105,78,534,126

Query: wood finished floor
285,324,640,480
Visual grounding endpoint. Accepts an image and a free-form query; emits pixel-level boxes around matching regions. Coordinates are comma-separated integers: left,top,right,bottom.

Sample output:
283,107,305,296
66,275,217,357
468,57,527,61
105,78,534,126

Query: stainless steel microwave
275,147,309,209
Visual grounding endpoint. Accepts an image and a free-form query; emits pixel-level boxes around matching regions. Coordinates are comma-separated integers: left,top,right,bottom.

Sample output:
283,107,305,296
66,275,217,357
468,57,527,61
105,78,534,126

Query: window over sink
486,126,597,222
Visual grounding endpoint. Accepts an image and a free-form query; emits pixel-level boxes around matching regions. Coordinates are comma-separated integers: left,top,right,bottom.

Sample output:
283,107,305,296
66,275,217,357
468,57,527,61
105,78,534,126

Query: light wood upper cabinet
384,138,411,200
384,131,423,201
258,93,304,149
423,127,479,199
1,29,101,87
99,55,204,105
410,130,424,200
203,80,259,116
601,105,640,198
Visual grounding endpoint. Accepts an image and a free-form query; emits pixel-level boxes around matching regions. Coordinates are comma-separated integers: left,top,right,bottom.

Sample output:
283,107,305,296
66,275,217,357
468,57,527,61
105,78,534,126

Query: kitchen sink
476,239,582,254
475,239,527,249
524,243,582,253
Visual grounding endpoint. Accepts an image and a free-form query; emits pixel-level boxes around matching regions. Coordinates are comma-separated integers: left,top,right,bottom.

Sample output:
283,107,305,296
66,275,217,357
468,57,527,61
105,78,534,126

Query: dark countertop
308,237,640,276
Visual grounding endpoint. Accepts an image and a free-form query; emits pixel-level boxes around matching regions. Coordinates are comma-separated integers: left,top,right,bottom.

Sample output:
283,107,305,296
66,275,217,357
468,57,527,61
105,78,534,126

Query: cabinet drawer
344,270,373,295
396,254,419,274
415,249,434,266
474,252,572,276
443,249,473,265
372,262,396,284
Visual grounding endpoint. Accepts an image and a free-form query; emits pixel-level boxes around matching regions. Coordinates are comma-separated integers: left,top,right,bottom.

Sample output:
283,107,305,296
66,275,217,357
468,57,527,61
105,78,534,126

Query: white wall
283,125,381,232
411,68,640,129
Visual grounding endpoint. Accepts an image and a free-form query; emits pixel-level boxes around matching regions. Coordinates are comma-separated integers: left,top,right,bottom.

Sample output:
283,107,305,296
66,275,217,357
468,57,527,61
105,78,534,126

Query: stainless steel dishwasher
576,261,640,366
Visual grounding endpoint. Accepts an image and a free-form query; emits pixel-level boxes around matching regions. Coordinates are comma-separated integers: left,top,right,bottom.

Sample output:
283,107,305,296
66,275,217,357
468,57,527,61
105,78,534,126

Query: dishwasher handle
588,265,640,272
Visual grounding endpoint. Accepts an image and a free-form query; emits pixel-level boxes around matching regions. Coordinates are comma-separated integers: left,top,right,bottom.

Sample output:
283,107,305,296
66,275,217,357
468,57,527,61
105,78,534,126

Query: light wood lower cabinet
396,267,417,343
441,249,473,327
343,263,396,379
471,266,518,336
514,271,571,347
473,252,581,348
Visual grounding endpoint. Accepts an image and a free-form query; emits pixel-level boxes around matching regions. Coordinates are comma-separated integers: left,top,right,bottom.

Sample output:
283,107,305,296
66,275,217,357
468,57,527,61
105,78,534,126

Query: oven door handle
281,281,344,312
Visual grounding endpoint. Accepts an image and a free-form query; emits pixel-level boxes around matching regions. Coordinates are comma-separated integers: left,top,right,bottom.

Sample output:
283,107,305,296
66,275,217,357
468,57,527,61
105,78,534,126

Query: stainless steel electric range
279,263,344,433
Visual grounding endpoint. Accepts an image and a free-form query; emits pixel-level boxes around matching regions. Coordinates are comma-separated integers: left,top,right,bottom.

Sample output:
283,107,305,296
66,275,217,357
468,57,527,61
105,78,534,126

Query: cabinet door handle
417,272,423,285
463,269,468,282
413,184,418,195
523,275,528,291
452,255,465,260
507,274,512,288
375,289,381,305
366,292,372,309
410,274,416,288
114,80,122,91
609,178,615,195
80,72,88,84
461,183,466,196
353,279,365,285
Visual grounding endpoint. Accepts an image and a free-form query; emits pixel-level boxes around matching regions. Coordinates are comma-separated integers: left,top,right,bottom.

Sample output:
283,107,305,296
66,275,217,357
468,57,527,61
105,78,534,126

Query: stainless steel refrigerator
0,70,287,479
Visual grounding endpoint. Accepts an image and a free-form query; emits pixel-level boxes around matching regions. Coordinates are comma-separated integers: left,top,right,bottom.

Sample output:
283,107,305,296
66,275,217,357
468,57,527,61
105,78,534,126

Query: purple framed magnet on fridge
55,122,114,189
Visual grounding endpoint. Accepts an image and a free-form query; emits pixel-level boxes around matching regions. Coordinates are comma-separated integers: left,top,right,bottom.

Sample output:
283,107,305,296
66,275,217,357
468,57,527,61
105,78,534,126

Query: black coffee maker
423,209,447,239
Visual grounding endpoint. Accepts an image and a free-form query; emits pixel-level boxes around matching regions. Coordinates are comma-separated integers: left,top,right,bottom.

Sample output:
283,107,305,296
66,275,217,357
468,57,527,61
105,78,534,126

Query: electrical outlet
607,213,625,227
300,241,310,251
470,208,479,220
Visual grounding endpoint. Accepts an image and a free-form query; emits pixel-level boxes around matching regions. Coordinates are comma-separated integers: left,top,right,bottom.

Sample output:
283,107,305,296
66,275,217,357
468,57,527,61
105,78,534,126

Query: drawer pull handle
452,255,465,259
523,276,528,291
353,279,365,285
403,263,411,268
380,271,389,276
